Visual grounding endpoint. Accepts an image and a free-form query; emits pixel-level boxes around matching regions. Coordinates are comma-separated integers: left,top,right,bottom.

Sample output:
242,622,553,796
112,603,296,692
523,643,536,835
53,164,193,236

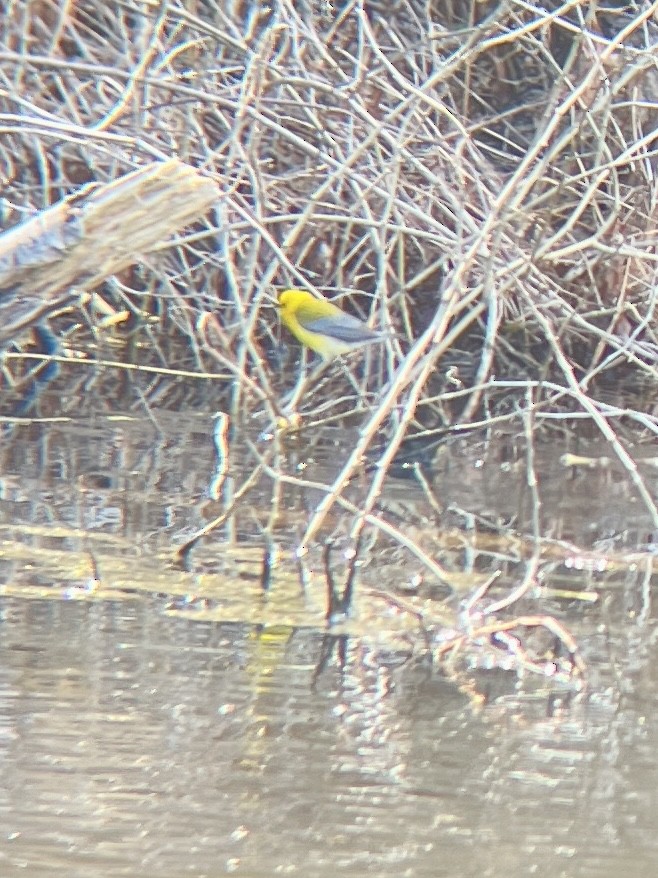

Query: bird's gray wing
301,313,383,343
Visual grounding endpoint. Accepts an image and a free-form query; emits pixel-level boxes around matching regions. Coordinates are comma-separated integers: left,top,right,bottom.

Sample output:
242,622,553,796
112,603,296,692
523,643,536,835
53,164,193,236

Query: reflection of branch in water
321,532,364,622
312,633,349,690
173,446,270,570
437,615,587,687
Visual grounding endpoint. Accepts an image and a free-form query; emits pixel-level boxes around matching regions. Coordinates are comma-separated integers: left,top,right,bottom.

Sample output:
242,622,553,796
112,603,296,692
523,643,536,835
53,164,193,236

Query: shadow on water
1,397,658,876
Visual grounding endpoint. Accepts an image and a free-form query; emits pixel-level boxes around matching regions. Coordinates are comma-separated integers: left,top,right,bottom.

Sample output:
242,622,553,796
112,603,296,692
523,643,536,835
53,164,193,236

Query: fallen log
0,159,219,345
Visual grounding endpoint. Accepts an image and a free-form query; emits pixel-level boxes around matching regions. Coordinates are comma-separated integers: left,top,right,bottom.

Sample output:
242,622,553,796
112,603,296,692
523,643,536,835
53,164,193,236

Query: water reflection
0,598,657,876
1,410,658,875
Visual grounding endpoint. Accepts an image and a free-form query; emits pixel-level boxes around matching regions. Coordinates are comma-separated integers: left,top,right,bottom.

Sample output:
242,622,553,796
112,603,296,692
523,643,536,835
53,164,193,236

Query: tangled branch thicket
2,3,658,505
5,1,658,684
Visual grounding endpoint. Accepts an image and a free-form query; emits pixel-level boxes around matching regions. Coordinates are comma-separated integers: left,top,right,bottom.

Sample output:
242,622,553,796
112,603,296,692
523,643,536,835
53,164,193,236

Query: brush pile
2,1,658,435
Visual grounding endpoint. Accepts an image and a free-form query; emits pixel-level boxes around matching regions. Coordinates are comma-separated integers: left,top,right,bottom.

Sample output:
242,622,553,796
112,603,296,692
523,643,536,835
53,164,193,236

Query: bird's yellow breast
277,289,380,360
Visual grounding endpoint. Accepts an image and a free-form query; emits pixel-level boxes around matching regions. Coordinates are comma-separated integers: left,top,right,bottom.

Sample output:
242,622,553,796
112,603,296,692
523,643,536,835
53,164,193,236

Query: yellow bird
277,289,387,362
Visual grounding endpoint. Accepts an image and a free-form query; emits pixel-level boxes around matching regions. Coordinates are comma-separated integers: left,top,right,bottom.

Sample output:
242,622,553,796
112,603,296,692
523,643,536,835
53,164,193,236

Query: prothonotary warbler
277,289,387,362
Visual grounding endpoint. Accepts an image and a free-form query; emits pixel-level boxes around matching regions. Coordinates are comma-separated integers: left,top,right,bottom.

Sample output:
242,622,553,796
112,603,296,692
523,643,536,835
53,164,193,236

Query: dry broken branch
0,159,219,345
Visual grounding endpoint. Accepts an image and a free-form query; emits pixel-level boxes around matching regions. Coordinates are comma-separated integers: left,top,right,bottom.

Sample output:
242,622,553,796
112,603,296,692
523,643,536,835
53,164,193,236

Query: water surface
1,408,657,877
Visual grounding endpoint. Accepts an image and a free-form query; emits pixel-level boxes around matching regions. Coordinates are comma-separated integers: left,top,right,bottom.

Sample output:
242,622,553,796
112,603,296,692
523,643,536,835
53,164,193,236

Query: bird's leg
280,346,310,414
338,351,381,413
280,350,329,419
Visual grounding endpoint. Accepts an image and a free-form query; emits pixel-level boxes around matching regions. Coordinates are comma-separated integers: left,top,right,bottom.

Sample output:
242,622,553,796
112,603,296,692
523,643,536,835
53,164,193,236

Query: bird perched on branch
277,289,387,362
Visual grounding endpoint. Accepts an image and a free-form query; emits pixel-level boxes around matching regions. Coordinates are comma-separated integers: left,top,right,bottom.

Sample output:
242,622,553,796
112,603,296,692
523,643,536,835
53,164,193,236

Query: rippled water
1,408,658,876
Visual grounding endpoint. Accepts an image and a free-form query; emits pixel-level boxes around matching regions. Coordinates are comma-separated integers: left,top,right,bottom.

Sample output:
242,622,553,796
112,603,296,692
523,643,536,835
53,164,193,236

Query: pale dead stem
256,454,455,586
526,298,658,528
